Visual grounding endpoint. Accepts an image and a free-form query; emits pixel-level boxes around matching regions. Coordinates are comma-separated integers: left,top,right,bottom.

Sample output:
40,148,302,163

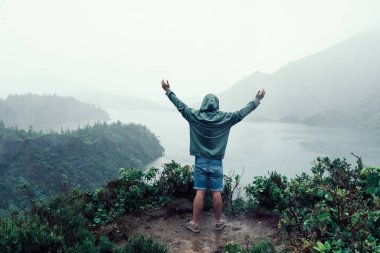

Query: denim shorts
194,156,223,192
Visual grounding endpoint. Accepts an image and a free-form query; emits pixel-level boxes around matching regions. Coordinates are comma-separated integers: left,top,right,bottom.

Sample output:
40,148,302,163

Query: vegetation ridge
0,121,164,211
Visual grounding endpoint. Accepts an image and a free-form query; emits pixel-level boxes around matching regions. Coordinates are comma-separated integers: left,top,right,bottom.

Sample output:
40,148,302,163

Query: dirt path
130,211,281,253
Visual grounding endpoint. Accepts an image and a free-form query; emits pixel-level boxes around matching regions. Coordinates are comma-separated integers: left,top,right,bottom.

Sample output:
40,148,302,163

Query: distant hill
219,30,380,131
75,92,170,111
0,121,164,210
0,93,110,131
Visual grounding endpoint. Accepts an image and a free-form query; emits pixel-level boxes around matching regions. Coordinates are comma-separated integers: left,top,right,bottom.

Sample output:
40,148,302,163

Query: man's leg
209,159,225,228
192,189,205,226
212,191,222,223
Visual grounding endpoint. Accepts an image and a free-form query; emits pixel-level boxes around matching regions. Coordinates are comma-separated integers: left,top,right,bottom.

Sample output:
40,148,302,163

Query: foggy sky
0,0,380,103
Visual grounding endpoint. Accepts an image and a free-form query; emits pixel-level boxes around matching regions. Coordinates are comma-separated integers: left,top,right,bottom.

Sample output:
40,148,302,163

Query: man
161,79,265,233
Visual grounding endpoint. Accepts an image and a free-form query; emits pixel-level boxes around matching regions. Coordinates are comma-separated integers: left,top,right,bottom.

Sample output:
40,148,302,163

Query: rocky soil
130,210,282,253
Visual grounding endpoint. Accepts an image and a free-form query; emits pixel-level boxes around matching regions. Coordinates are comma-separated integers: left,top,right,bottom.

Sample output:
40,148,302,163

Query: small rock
144,224,150,229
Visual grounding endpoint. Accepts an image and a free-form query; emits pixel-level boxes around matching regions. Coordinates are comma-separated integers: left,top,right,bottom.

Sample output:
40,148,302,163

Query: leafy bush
246,157,380,252
223,171,245,214
0,189,98,253
245,171,288,213
122,235,168,253
97,235,115,253
82,161,194,228
68,238,98,253
250,237,276,253
224,238,277,253
224,241,247,253
155,160,194,200
0,214,64,253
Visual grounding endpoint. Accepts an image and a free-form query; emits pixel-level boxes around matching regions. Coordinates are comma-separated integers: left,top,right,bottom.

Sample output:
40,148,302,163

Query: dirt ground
129,210,282,253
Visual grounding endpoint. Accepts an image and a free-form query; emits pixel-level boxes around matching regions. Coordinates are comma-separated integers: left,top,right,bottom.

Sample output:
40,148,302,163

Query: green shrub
225,241,248,253
64,236,114,253
250,237,276,253
155,161,194,200
223,171,245,214
0,212,166,253
224,238,277,253
97,235,115,253
245,171,288,213
32,190,93,246
0,214,64,253
68,238,97,253
122,235,168,253
82,161,194,228
246,157,380,252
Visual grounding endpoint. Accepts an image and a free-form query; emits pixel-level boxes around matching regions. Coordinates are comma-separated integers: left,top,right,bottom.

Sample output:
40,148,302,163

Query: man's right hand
256,89,266,100
161,79,170,91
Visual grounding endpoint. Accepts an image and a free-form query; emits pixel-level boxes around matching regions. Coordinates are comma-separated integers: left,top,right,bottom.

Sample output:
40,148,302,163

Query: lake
109,109,380,185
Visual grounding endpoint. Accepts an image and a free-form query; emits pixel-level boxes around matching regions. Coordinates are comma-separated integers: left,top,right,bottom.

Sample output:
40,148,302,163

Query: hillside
219,29,380,131
75,92,170,111
0,93,110,131
0,121,164,210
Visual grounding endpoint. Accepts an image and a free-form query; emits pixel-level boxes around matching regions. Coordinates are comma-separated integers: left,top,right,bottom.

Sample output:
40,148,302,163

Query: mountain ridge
219,29,380,131
74,92,170,111
0,93,110,131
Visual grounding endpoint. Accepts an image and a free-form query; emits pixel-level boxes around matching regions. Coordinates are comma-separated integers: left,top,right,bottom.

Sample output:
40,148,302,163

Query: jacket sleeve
229,98,261,125
165,89,192,122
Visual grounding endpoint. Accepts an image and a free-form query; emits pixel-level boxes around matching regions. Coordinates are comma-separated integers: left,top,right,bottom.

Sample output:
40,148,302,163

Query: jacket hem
190,152,224,160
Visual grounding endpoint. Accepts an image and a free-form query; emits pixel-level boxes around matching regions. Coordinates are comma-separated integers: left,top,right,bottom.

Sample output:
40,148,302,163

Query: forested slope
0,121,164,210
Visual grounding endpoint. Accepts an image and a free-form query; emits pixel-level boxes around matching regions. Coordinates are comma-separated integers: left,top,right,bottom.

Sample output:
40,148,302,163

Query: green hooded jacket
166,90,261,159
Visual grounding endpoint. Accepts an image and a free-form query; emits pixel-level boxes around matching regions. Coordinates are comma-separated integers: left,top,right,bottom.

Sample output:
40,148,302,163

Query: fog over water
109,109,380,185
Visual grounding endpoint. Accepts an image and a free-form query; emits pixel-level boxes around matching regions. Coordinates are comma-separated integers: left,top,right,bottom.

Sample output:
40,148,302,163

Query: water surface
109,109,380,185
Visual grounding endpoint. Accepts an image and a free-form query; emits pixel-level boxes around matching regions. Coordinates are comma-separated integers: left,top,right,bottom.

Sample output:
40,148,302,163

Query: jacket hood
200,94,219,112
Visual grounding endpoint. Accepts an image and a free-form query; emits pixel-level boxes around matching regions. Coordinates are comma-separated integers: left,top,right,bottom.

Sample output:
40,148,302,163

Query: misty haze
1,1,380,252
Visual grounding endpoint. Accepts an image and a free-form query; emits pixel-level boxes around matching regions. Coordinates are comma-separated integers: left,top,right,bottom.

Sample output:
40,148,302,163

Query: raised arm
162,79,192,121
230,89,265,125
